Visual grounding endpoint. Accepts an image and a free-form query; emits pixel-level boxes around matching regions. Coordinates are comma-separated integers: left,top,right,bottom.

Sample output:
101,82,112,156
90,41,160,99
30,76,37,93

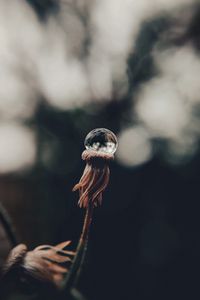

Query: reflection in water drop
84,128,118,154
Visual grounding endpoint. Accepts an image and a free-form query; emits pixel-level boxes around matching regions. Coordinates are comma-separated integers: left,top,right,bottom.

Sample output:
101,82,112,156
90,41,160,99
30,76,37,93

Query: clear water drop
84,128,118,154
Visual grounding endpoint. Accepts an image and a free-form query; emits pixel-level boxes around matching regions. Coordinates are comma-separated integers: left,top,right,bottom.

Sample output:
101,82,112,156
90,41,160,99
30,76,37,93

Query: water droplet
84,128,118,154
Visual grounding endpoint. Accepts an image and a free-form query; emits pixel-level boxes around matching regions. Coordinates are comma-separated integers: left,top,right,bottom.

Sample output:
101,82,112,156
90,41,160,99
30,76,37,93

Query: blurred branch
70,288,88,300
0,202,18,247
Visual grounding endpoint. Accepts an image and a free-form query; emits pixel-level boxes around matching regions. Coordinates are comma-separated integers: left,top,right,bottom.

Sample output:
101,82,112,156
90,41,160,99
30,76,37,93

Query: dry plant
0,128,117,300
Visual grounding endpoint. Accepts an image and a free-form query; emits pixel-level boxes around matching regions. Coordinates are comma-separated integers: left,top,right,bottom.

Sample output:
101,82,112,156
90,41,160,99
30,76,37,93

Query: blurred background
1,0,200,299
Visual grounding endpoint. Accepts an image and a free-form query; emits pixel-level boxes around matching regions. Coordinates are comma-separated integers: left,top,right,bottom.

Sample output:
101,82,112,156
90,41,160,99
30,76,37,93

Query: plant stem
80,203,94,242
0,202,18,247
62,203,94,292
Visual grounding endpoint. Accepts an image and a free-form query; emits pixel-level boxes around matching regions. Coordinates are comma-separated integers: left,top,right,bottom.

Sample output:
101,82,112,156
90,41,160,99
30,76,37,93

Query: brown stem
61,204,94,292
80,203,93,242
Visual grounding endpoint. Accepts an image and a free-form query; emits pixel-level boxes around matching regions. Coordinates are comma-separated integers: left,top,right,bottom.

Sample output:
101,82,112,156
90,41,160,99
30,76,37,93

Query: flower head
2,241,75,288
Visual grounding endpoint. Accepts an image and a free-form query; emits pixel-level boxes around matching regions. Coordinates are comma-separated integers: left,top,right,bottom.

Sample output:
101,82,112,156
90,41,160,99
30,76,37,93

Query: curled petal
54,241,71,250
73,150,113,208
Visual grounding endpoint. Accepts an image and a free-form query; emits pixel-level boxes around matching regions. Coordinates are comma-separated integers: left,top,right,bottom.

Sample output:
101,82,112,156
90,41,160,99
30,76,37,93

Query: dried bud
2,241,75,289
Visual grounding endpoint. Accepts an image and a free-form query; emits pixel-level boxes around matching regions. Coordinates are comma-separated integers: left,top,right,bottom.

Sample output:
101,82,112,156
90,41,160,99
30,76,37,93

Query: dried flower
63,129,117,291
73,149,113,208
2,241,75,288
73,128,117,208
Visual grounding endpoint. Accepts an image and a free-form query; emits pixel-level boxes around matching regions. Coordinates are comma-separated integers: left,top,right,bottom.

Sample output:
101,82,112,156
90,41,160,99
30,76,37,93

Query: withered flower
2,241,75,288
73,128,117,208
63,129,117,291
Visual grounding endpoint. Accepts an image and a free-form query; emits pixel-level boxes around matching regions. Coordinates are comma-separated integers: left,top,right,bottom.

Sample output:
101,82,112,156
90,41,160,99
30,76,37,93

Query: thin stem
61,204,94,292
0,202,18,247
80,203,93,242
73,204,93,286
